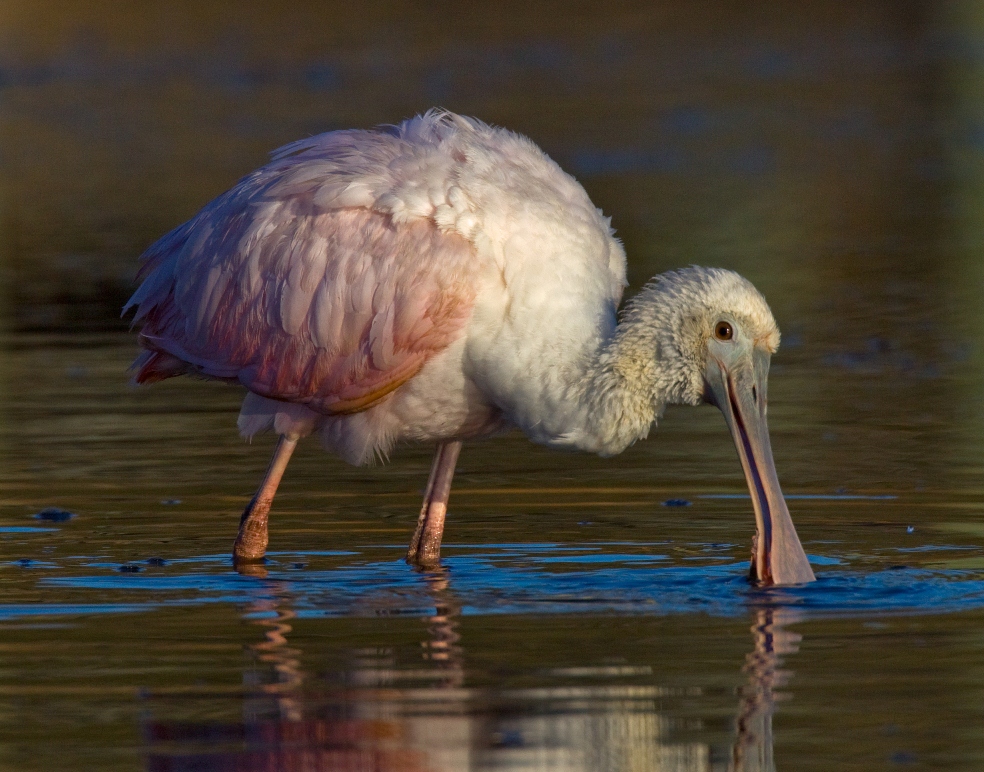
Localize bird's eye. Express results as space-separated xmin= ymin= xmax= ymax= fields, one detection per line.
xmin=714 ymin=321 xmax=734 ymax=341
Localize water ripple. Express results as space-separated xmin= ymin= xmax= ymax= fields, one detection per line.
xmin=22 ymin=544 xmax=984 ymax=623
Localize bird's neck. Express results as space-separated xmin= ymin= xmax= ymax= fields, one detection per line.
xmin=559 ymin=316 xmax=678 ymax=457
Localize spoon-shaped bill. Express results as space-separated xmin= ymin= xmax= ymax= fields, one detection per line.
xmin=706 ymin=351 xmax=815 ymax=586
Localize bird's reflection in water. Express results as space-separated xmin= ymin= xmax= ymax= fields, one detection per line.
xmin=418 ymin=568 xmax=463 ymax=679
xmin=242 ymin=585 xmax=304 ymax=723
xmin=730 ymin=608 xmax=803 ymax=772
xmin=145 ymin=574 xmax=800 ymax=771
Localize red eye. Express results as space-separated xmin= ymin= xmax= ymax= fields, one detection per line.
xmin=714 ymin=321 xmax=733 ymax=341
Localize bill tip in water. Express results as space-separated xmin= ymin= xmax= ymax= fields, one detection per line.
xmin=748 ymin=532 xmax=817 ymax=587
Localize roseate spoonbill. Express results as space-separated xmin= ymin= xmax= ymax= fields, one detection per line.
xmin=124 ymin=110 xmax=815 ymax=586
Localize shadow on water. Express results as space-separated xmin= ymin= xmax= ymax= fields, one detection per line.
xmin=140 ymin=568 xmax=800 ymax=772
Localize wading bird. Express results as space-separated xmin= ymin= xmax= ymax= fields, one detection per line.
xmin=125 ymin=110 xmax=815 ymax=586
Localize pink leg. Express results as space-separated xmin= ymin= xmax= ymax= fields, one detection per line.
xmin=406 ymin=441 xmax=462 ymax=567
xmin=233 ymin=435 xmax=298 ymax=563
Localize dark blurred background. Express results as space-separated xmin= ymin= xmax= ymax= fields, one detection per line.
xmin=3 ymin=0 xmax=984 ymax=332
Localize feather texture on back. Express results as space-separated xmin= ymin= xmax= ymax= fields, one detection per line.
xmin=125 ymin=110 xmax=628 ymax=462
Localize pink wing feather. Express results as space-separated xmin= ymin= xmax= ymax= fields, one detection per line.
xmin=125 ymin=132 xmax=477 ymax=415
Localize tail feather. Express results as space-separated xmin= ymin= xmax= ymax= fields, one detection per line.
xmin=131 ymin=350 xmax=192 ymax=385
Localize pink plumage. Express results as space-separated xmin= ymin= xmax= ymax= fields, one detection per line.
xmin=127 ymin=155 xmax=476 ymax=416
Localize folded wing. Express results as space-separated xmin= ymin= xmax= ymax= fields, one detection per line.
xmin=125 ymin=170 xmax=477 ymax=415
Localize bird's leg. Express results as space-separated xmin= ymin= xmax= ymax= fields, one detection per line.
xmin=407 ymin=441 xmax=462 ymax=567
xmin=234 ymin=434 xmax=299 ymax=564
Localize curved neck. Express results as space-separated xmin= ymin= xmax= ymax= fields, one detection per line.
xmin=557 ymin=318 xmax=667 ymax=456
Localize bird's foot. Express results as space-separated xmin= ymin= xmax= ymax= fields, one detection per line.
xmin=233 ymin=495 xmax=271 ymax=563
xmin=406 ymin=502 xmax=446 ymax=568
xmin=406 ymin=542 xmax=442 ymax=569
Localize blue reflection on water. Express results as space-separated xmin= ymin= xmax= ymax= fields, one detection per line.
xmin=17 ymin=543 xmax=984 ymax=623
xmin=0 ymin=603 xmax=163 ymax=618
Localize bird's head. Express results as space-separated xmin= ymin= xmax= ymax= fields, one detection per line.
xmin=623 ymin=266 xmax=815 ymax=587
